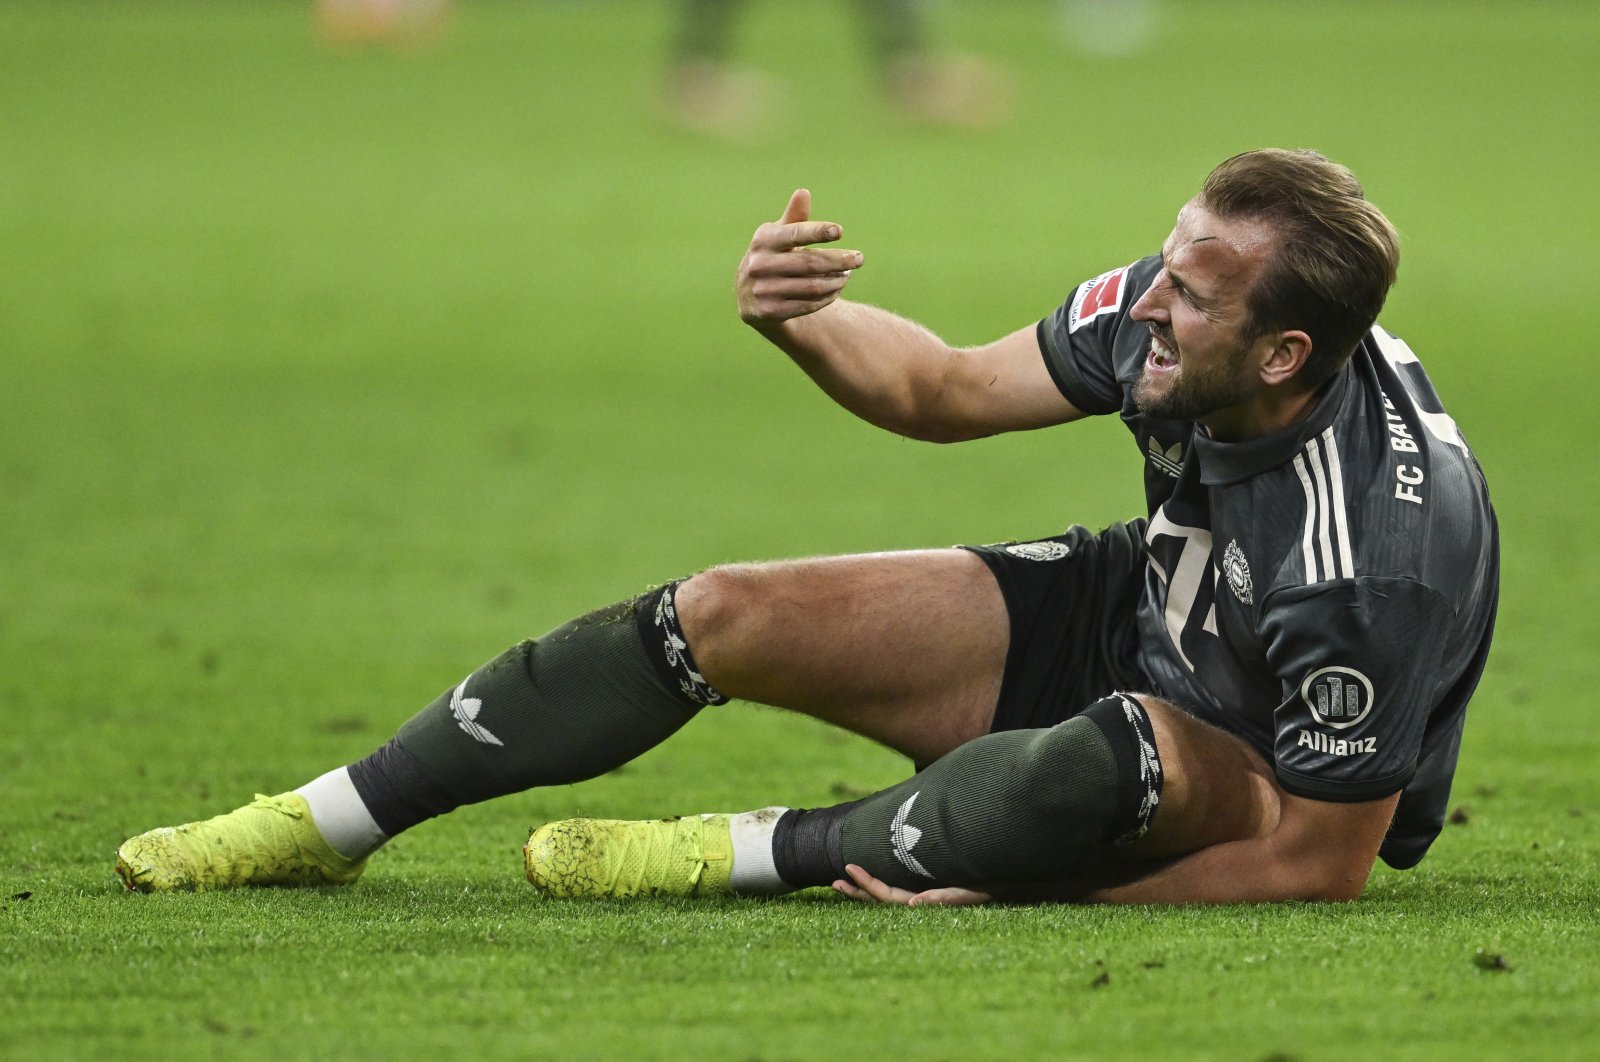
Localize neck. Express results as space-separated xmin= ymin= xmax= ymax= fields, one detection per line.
xmin=1201 ymin=383 xmax=1320 ymax=442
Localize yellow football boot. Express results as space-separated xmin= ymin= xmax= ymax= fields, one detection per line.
xmin=524 ymin=814 xmax=734 ymax=899
xmin=115 ymin=792 xmax=367 ymax=892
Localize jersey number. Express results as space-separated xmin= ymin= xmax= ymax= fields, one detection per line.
xmin=1145 ymin=509 xmax=1218 ymax=671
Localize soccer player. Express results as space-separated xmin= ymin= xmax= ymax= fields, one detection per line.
xmin=117 ymin=149 xmax=1498 ymax=906
xmin=665 ymin=0 xmax=1010 ymax=135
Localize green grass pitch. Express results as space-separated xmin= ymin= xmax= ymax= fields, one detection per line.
xmin=2 ymin=1 xmax=1598 ymax=1058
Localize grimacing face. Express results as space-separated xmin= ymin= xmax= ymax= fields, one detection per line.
xmin=1128 ymin=202 xmax=1281 ymax=434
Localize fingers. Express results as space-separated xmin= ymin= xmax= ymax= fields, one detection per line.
xmin=833 ymin=864 xmax=920 ymax=905
xmin=769 ymin=189 xmax=841 ymax=248
xmin=738 ymin=190 xmax=861 ymax=326
xmin=743 ymin=272 xmax=853 ymax=308
xmin=831 ymin=865 xmax=994 ymax=908
xmin=759 ymin=247 xmax=862 ymax=276
xmin=762 ymin=188 xmax=844 ymax=249
xmin=765 ymin=220 xmax=844 ymax=251
xmin=906 ymin=887 xmax=993 ymax=908
xmin=832 ymin=878 xmax=870 ymax=901
xmin=779 ymin=188 xmax=811 ymax=225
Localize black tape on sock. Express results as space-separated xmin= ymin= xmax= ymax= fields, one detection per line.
xmin=637 ymin=581 xmax=728 ymax=707
xmin=1079 ymin=692 xmax=1164 ymax=846
xmin=771 ymin=803 xmax=858 ymax=889
xmin=347 ymin=738 xmax=455 ymax=838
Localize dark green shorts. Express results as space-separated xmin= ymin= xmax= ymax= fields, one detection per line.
xmin=961 ymin=520 xmax=1148 ymax=734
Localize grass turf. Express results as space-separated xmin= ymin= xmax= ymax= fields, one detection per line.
xmin=2 ymin=1 xmax=1598 ymax=1058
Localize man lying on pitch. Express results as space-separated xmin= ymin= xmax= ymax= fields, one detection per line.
xmin=117 ymin=149 xmax=1498 ymax=906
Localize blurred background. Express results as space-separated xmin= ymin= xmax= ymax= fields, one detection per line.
xmin=1 ymin=0 xmax=1596 ymax=867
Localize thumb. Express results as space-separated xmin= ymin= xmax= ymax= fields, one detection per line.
xmin=779 ymin=188 xmax=811 ymax=224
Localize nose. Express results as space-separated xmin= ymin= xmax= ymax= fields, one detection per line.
xmin=1129 ymin=276 xmax=1166 ymax=323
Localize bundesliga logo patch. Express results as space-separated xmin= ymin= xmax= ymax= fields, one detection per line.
xmin=1067 ymin=265 xmax=1129 ymax=333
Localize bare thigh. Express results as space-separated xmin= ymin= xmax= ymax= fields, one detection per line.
xmin=675 ymin=549 xmax=1008 ymax=765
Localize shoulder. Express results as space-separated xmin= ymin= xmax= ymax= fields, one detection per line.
xmin=1038 ymin=255 xmax=1163 ymax=416
xmin=1344 ymin=329 xmax=1496 ymax=583
xmin=1248 ymin=327 xmax=1495 ymax=608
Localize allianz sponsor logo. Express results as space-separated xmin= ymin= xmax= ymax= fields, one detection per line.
xmin=1300 ymin=666 xmax=1374 ymax=729
xmin=1297 ymin=730 xmax=1376 ymax=756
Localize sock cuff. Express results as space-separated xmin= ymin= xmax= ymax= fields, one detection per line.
xmin=772 ymin=802 xmax=859 ymax=889
xmin=636 ymin=582 xmax=728 ymax=707
xmin=1080 ymin=692 xmax=1164 ymax=845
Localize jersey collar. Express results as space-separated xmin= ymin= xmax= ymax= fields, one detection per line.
xmin=1191 ymin=367 xmax=1350 ymax=486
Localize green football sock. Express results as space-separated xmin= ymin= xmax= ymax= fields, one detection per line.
xmin=835 ymin=696 xmax=1158 ymax=891
xmin=347 ymin=585 xmax=718 ymax=836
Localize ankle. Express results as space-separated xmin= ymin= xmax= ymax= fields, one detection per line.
xmin=770 ymin=803 xmax=857 ymax=889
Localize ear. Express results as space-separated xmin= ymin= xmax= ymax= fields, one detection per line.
xmin=1257 ymin=330 xmax=1312 ymax=387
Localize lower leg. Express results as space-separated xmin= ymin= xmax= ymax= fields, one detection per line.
xmin=116 ymin=583 xmax=722 ymax=890
xmin=520 ymin=694 xmax=1165 ymax=899
xmin=767 ymin=693 xmax=1162 ymax=892
xmin=311 ymin=585 xmax=719 ymax=857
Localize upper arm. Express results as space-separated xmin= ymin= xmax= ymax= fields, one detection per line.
xmin=920 ymin=325 xmax=1090 ymax=442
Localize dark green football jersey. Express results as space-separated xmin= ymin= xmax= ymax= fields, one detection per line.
xmin=1038 ymin=255 xmax=1499 ymax=869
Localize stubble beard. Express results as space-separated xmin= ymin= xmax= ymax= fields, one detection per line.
xmin=1132 ymin=326 xmax=1254 ymax=422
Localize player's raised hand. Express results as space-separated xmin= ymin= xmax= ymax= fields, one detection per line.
xmin=736 ymin=189 xmax=864 ymax=327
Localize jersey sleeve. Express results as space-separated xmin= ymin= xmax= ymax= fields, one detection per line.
xmin=1259 ymin=576 xmax=1456 ymax=802
xmin=1036 ymin=256 xmax=1160 ymax=416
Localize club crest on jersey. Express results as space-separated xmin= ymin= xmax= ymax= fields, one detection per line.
xmin=1004 ymin=541 xmax=1072 ymax=562
xmin=1222 ymin=539 xmax=1253 ymax=604
xmin=1300 ymin=666 xmax=1374 ymax=729
xmin=1067 ymin=265 xmax=1129 ymax=333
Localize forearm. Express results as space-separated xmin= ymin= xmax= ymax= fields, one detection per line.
xmin=1073 ymin=835 xmax=1371 ymax=905
xmin=755 ymin=299 xmax=971 ymax=441
xmin=735 ymin=190 xmax=1080 ymax=440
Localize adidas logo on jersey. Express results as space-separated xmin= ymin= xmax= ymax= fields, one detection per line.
xmin=1146 ymin=437 xmax=1183 ymax=478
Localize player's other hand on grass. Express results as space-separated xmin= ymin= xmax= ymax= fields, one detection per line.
xmin=832 ymin=863 xmax=993 ymax=907
xmin=737 ymin=189 xmax=863 ymax=328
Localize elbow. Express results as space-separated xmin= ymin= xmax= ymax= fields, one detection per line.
xmin=878 ymin=411 xmax=990 ymax=444
xmin=901 ymin=422 xmax=989 ymax=445
xmin=885 ymin=350 xmax=994 ymax=444
xmin=1265 ymin=793 xmax=1391 ymax=903
xmin=1285 ymin=858 xmax=1374 ymax=903
xmin=1299 ymin=877 xmax=1367 ymax=903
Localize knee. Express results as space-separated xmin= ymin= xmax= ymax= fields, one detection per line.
xmin=674 ymin=564 xmax=767 ymax=659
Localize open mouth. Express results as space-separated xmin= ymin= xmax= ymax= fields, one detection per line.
xmin=1148 ymin=331 xmax=1179 ymax=372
